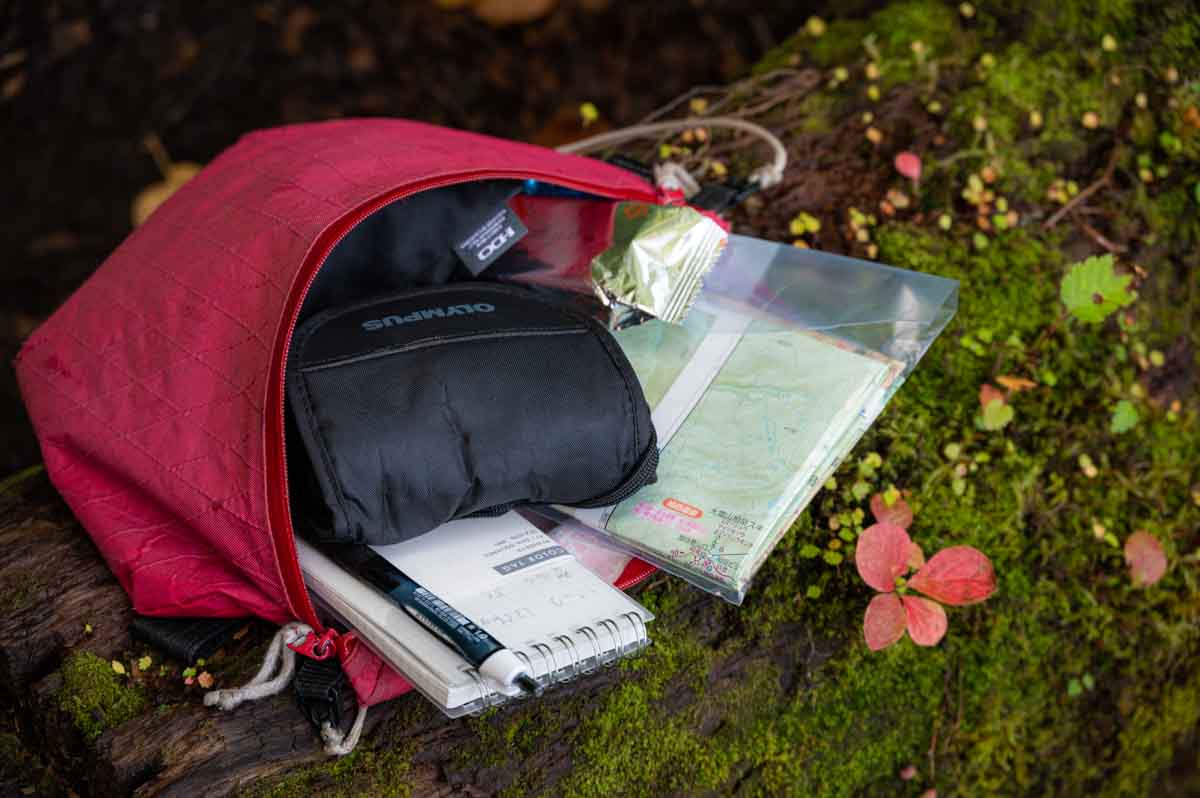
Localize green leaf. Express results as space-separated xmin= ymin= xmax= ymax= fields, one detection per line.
xmin=800 ymin=544 xmax=822 ymax=559
xmin=823 ymin=550 xmax=844 ymax=566
xmin=1110 ymin=400 xmax=1140 ymax=434
xmin=1067 ymin=678 xmax=1082 ymax=697
xmin=579 ymin=102 xmax=599 ymax=126
xmin=1082 ymin=673 xmax=1095 ymax=690
xmin=851 ymin=480 xmax=872 ymax=501
xmin=1060 ymin=254 xmax=1134 ymax=323
xmin=981 ymin=399 xmax=1014 ymax=431
xmin=806 ymin=585 xmax=822 ymax=599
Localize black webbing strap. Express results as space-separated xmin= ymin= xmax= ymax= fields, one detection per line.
xmin=604 ymin=153 xmax=760 ymax=214
xmin=129 ymin=614 xmax=246 ymax=663
xmin=688 ymin=179 xmax=760 ymax=213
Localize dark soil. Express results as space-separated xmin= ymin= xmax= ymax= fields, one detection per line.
xmin=0 ymin=0 xmax=835 ymax=475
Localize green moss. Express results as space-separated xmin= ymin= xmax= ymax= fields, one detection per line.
xmin=56 ymin=652 xmax=147 ymax=742
xmin=952 ymin=43 xmax=1128 ymax=155
xmin=0 ymin=575 xmax=38 ymax=614
xmin=245 ymin=742 xmax=413 ymax=798
xmin=761 ymin=0 xmax=973 ymax=88
xmin=801 ymin=19 xmax=870 ymax=70
xmin=790 ymin=90 xmax=840 ymax=135
xmin=869 ymin=0 xmax=962 ymax=61
xmin=979 ymin=0 xmax=1138 ymax=51
xmin=756 ymin=19 xmax=868 ymax=73
xmin=555 ymin=636 xmax=774 ymax=798
xmin=1154 ymin=4 xmax=1200 ymax=69
xmin=0 ymin=464 xmax=45 ymax=498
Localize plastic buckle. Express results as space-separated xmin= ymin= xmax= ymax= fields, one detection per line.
xmin=294 ymin=656 xmax=347 ymax=731
xmin=288 ymin=628 xmax=338 ymax=661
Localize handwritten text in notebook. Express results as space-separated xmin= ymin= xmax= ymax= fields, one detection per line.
xmin=371 ymin=516 xmax=647 ymax=659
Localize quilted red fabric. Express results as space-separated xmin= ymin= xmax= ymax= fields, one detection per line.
xmin=15 ymin=118 xmax=658 ymax=705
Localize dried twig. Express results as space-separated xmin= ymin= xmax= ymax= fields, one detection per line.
xmin=1079 ymin=220 xmax=1128 ymax=253
xmin=1043 ymin=143 xmax=1122 ymax=230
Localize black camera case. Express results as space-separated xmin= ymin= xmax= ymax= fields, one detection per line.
xmin=287 ymin=282 xmax=657 ymax=544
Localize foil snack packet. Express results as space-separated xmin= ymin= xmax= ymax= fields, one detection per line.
xmin=590 ymin=202 xmax=728 ymax=325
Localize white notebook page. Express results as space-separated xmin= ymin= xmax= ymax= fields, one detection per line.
xmin=298 ymin=513 xmax=653 ymax=715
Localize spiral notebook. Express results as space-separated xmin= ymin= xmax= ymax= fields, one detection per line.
xmin=296 ymin=513 xmax=653 ymax=717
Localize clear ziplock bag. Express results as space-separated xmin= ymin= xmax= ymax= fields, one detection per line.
xmin=506 ymin=232 xmax=958 ymax=604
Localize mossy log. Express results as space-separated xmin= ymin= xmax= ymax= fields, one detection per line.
xmin=0 ymin=471 xmax=818 ymax=797
xmin=0 ymin=474 xmax=328 ymax=796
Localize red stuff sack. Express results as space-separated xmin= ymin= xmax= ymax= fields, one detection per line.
xmin=15 ymin=119 xmax=658 ymax=709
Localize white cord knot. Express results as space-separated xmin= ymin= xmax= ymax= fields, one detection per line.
xmin=652 ymin=161 xmax=702 ymax=198
xmin=203 ymin=621 xmax=312 ymax=712
xmin=320 ymin=702 xmax=369 ymax=757
xmin=749 ymin=160 xmax=786 ymax=190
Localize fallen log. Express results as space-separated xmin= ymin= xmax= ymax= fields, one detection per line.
xmin=0 ymin=468 xmax=823 ymax=797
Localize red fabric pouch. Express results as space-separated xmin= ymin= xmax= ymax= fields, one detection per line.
xmin=15 ymin=119 xmax=658 ymax=707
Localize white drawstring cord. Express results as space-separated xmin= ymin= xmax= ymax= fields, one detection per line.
xmin=203 ymin=621 xmax=311 ymax=711
xmin=320 ymin=702 xmax=369 ymax=757
xmin=555 ymin=116 xmax=788 ymax=191
xmin=202 ymin=621 xmax=367 ymax=755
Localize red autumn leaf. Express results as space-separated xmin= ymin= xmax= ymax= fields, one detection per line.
xmin=1124 ymin=530 xmax=1167 ymax=587
xmin=909 ymin=545 xmax=997 ymax=606
xmin=870 ymin=492 xmax=914 ymax=530
xmin=903 ymin=595 xmax=948 ymax=646
xmin=907 ymin=541 xmax=926 ymax=571
xmin=856 ymin=523 xmax=913 ymax=592
xmin=979 ymin=383 xmax=1006 ymax=410
xmin=894 ymin=151 xmax=922 ymax=181
xmin=864 ymin=592 xmax=907 ymax=651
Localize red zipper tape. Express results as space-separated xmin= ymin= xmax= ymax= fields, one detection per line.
xmin=267 ymin=169 xmax=662 ymax=633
